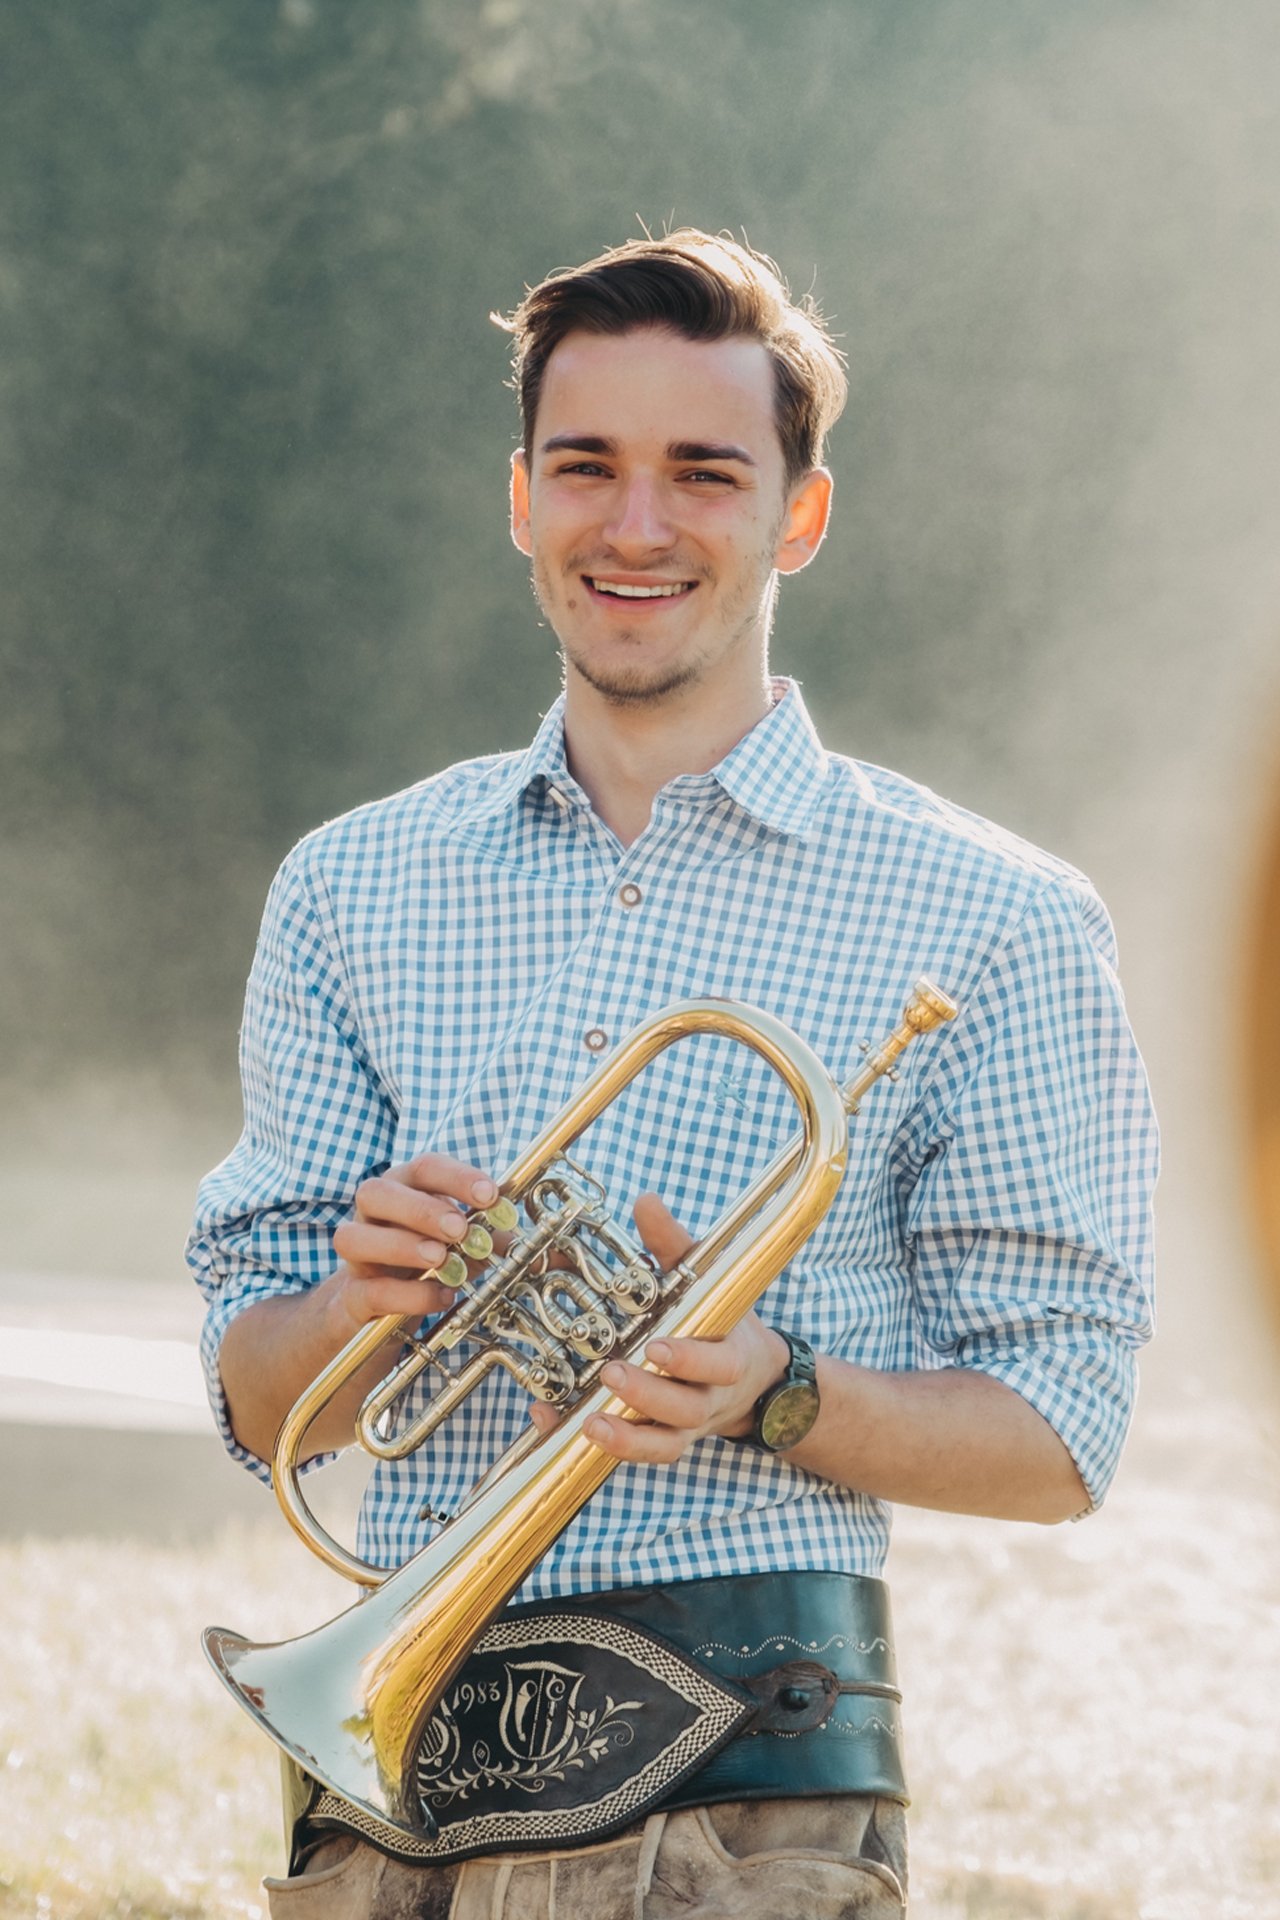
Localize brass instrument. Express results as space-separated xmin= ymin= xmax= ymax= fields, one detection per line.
xmin=203 ymin=982 xmax=956 ymax=1839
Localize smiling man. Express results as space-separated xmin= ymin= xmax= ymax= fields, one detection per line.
xmin=190 ymin=230 xmax=1157 ymax=1919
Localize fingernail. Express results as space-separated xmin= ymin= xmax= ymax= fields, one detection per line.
xmin=472 ymin=1178 xmax=498 ymax=1204
xmin=440 ymin=1212 xmax=467 ymax=1238
xmin=648 ymin=1341 xmax=671 ymax=1366
xmin=602 ymin=1364 xmax=625 ymax=1390
xmin=418 ymin=1240 xmax=444 ymax=1263
xmin=585 ymin=1416 xmax=610 ymax=1443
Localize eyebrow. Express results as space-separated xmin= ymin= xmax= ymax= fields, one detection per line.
xmin=539 ymin=433 xmax=758 ymax=468
xmin=668 ymin=440 xmax=757 ymax=468
xmin=540 ymin=434 xmax=615 ymax=456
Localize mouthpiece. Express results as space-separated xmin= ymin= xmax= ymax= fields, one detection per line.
xmin=905 ymin=978 xmax=960 ymax=1034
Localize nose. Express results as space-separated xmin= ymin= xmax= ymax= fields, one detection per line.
xmin=602 ymin=476 xmax=677 ymax=556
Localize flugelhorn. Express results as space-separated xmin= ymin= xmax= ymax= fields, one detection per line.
xmin=203 ymin=982 xmax=956 ymax=1840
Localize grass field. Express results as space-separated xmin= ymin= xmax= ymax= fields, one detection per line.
xmin=2 ymin=1392 xmax=1276 ymax=1920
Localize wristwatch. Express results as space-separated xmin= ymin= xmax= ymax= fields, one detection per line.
xmin=747 ymin=1330 xmax=820 ymax=1453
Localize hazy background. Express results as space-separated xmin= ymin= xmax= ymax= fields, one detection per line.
xmin=3 ymin=0 xmax=1280 ymax=1391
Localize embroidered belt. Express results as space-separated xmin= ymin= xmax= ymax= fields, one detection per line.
xmin=293 ymin=1570 xmax=906 ymax=1869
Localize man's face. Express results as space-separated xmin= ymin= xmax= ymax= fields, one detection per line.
xmin=510 ymin=327 xmax=829 ymax=709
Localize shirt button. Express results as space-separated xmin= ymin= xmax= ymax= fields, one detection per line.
xmin=618 ymin=883 xmax=642 ymax=909
xmin=584 ymin=1027 xmax=609 ymax=1053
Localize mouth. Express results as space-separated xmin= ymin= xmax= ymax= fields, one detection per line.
xmin=583 ymin=576 xmax=697 ymax=603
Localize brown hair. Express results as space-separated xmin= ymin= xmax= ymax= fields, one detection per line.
xmin=495 ymin=228 xmax=847 ymax=488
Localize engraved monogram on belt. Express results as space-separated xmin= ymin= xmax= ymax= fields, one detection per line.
xmin=416 ymin=1652 xmax=644 ymax=1808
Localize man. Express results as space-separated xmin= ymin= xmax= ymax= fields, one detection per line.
xmin=189 ymin=229 xmax=1157 ymax=1918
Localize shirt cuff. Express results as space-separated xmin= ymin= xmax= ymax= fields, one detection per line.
xmin=199 ymin=1283 xmax=339 ymax=1487
xmin=956 ymin=1326 xmax=1139 ymax=1514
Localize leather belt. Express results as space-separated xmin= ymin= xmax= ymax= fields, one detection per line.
xmin=294 ymin=1570 xmax=907 ymax=1869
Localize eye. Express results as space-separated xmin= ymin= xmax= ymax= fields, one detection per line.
xmin=554 ymin=460 xmax=611 ymax=479
xmin=681 ymin=469 xmax=737 ymax=487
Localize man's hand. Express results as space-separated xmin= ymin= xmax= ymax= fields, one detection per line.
xmin=553 ymin=1192 xmax=791 ymax=1463
xmin=219 ymin=1152 xmax=505 ymax=1462
xmin=328 ymin=1153 xmax=505 ymax=1338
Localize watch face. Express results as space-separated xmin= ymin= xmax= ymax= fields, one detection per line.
xmin=758 ymin=1380 xmax=820 ymax=1452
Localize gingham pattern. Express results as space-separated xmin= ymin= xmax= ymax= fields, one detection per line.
xmin=188 ymin=681 xmax=1157 ymax=1595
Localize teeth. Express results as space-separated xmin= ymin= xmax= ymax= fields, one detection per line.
xmin=589 ymin=580 xmax=692 ymax=598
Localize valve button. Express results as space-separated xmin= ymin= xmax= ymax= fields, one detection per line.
xmin=461 ymin=1223 xmax=494 ymax=1260
xmin=481 ymin=1196 xmax=519 ymax=1233
xmin=436 ymin=1250 xmax=468 ymax=1289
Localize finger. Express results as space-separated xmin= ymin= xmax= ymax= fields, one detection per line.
xmin=600 ymin=1357 xmax=721 ymax=1430
xmin=394 ymin=1156 xmax=502 ymax=1212
xmin=334 ymin=1216 xmax=462 ymax=1275
xmin=333 ymin=1271 xmax=457 ymax=1329
xmin=632 ymin=1193 xmax=695 ymax=1272
xmin=352 ymin=1175 xmax=473 ymax=1245
xmin=642 ymin=1334 xmax=751 ymax=1390
xmin=583 ymin=1408 xmax=688 ymax=1465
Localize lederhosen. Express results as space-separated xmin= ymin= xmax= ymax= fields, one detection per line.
xmin=285 ymin=1570 xmax=908 ymax=1872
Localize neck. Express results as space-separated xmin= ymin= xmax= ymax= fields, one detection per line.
xmin=562 ymin=670 xmax=776 ymax=846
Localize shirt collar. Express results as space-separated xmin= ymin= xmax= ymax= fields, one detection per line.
xmin=457 ymin=701 xmax=576 ymax=823
xmin=463 ymin=678 xmax=829 ymax=837
xmin=705 ymin=678 xmax=829 ymax=837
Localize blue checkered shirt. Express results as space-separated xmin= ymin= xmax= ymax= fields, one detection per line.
xmin=189 ymin=681 xmax=1157 ymax=1595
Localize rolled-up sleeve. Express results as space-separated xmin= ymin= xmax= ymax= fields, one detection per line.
xmin=903 ymin=875 xmax=1158 ymax=1510
xmin=185 ymin=844 xmax=398 ymax=1479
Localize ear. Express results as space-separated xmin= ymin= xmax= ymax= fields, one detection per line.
xmin=773 ymin=467 xmax=833 ymax=576
xmin=510 ymin=449 xmax=533 ymax=556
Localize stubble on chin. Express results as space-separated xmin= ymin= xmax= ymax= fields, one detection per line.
xmin=557 ymin=647 xmax=704 ymax=708
xmin=527 ymin=550 xmax=777 ymax=710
